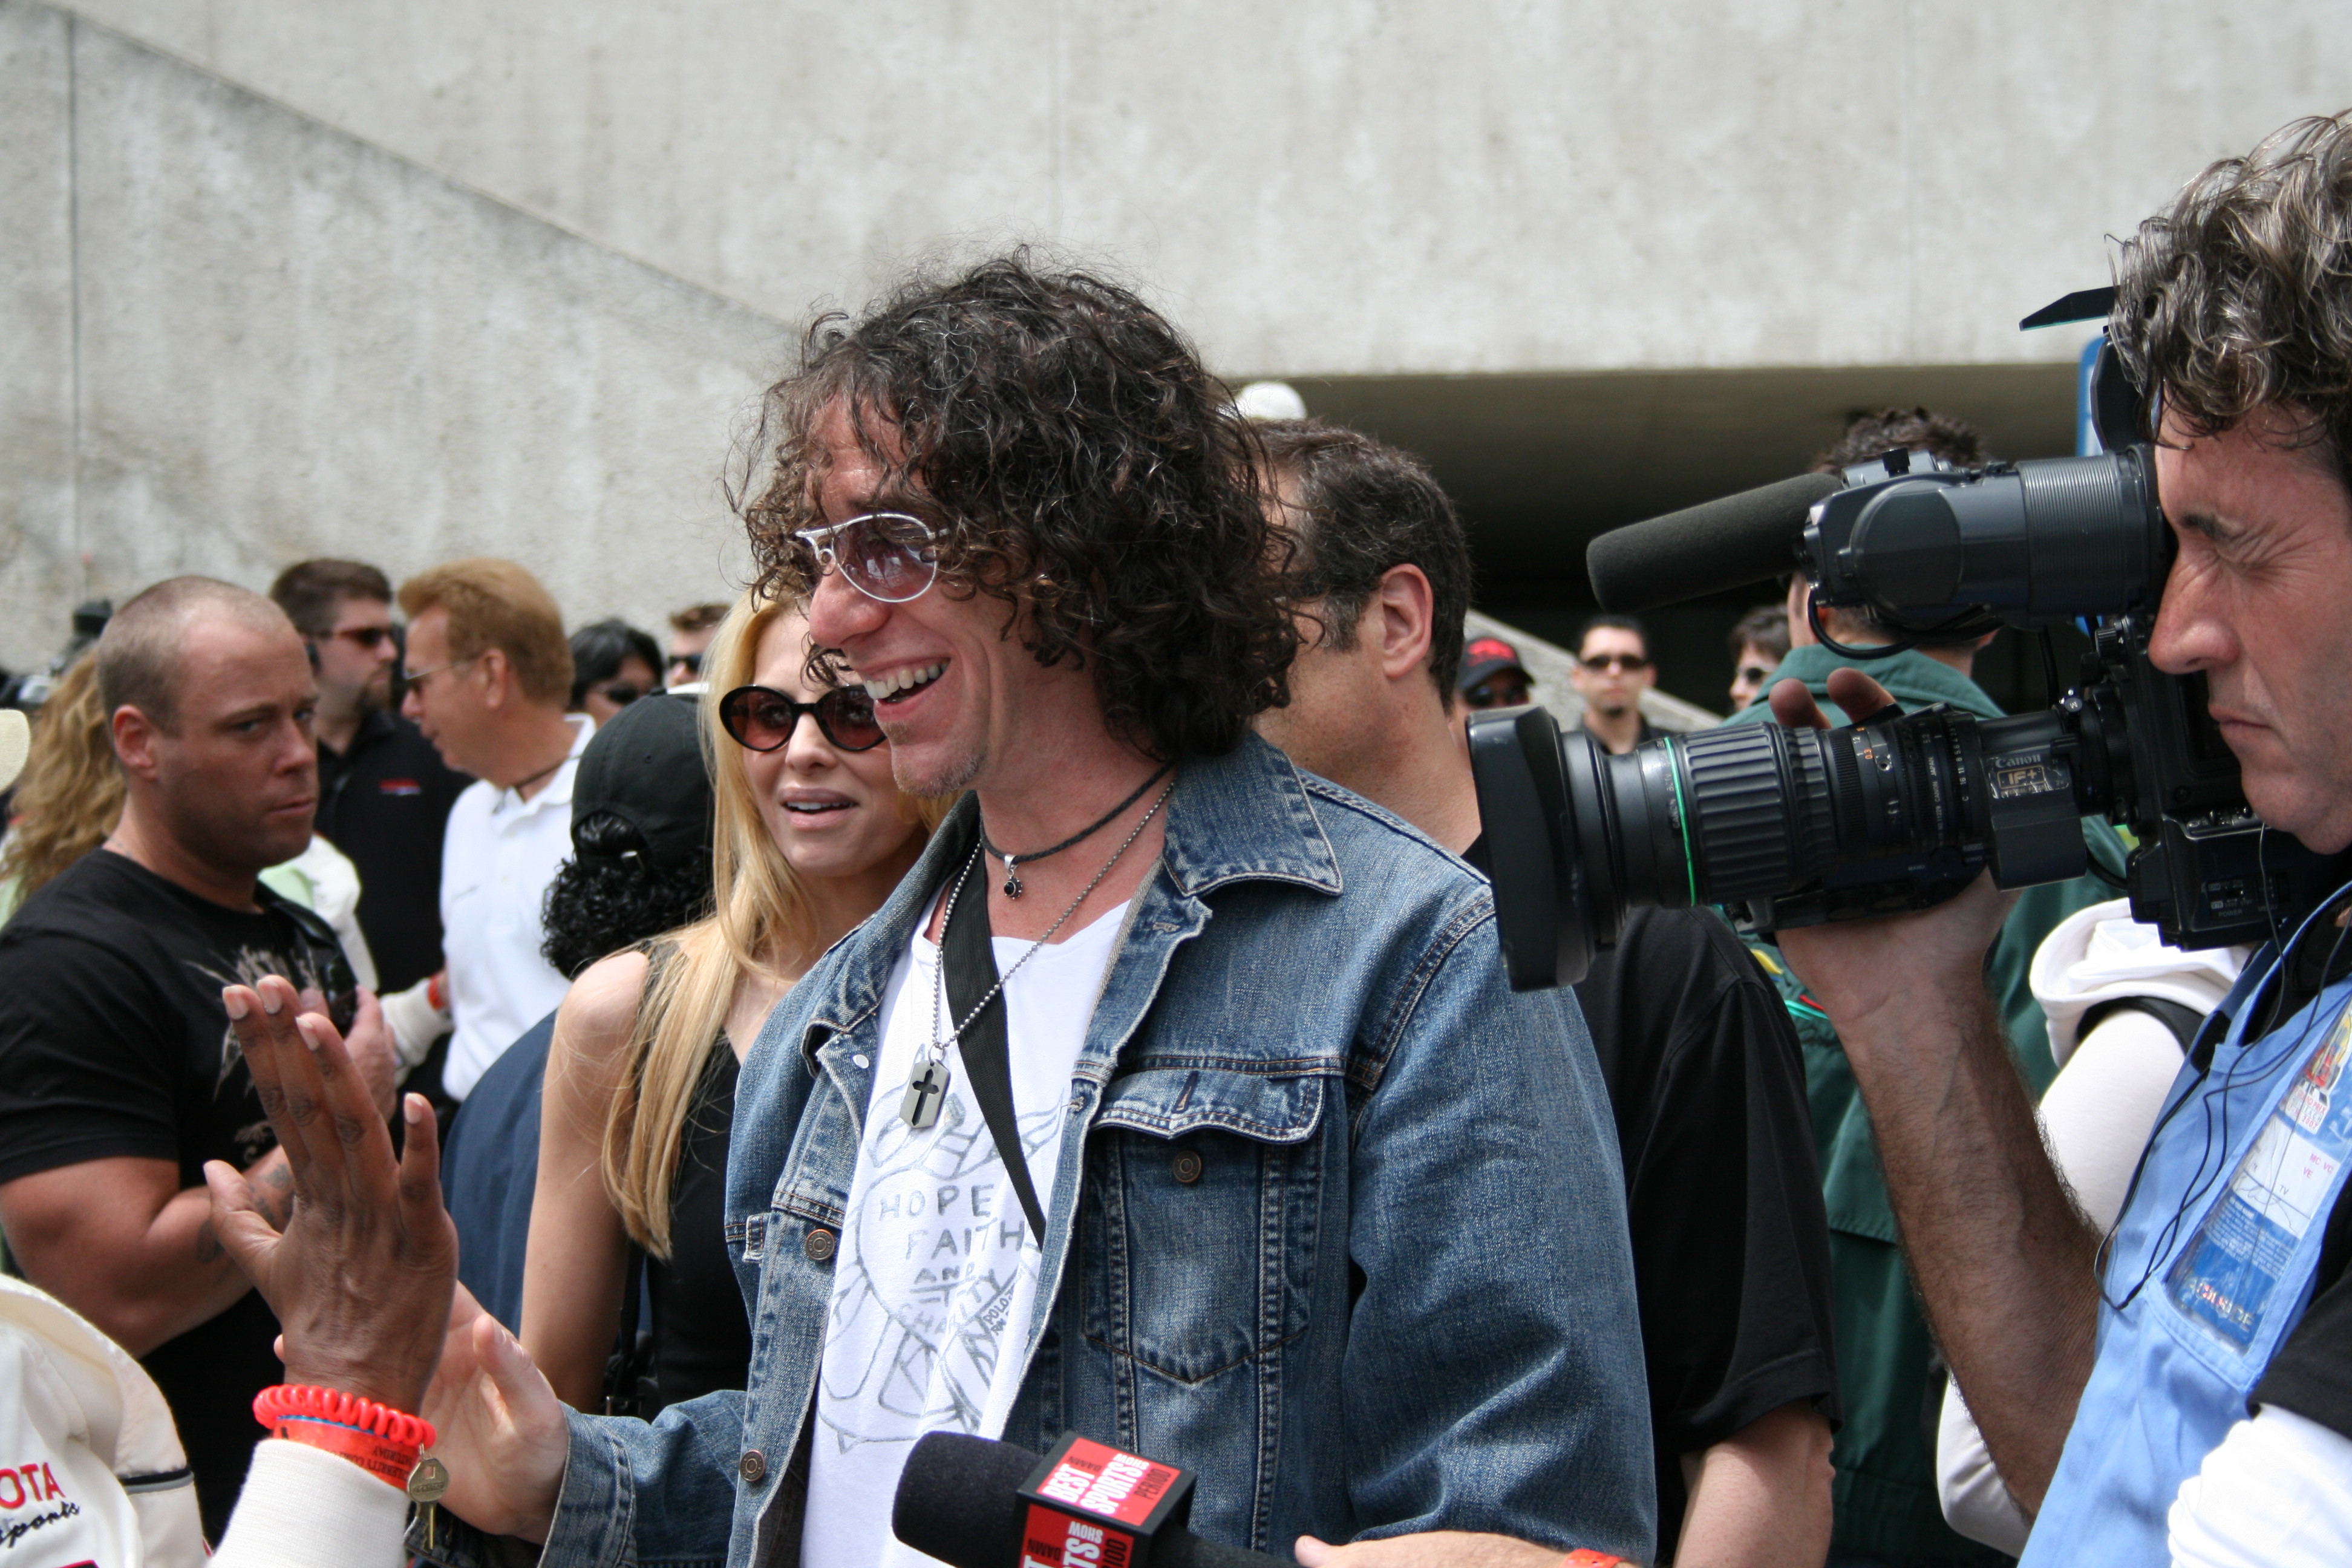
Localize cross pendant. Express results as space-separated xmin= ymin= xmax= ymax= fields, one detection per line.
xmin=901 ymin=1059 xmax=949 ymax=1128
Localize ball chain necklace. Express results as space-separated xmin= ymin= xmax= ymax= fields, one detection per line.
xmin=901 ymin=775 xmax=1177 ymax=1128
xmin=979 ymin=762 xmax=1172 ymax=898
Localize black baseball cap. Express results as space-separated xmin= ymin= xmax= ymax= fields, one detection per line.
xmin=1458 ymin=636 xmax=1528 ymax=694
xmin=570 ymin=693 xmax=714 ymax=876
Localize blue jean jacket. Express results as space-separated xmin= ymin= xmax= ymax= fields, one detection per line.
xmin=469 ymin=736 xmax=1653 ymax=1568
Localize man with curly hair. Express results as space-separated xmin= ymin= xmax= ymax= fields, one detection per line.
xmin=415 ymin=256 xmax=1655 ymax=1568
xmin=1756 ymin=113 xmax=2352 ymax=1566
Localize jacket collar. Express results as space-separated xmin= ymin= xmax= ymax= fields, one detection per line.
xmin=1755 ymin=642 xmax=2001 ymax=722
xmin=793 ymin=733 xmax=1339 ymax=1073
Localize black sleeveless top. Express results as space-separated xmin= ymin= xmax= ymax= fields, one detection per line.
xmin=644 ymin=1036 xmax=754 ymax=1413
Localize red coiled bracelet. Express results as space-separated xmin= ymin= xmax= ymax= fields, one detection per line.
xmin=252 ymin=1383 xmax=437 ymax=1488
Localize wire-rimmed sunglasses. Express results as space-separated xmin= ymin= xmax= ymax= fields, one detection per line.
xmin=718 ymin=684 xmax=886 ymax=753
xmin=791 ymin=511 xmax=941 ymax=604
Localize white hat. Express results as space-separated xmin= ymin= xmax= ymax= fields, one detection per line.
xmin=1232 ymin=381 xmax=1308 ymax=422
xmin=0 ymin=708 xmax=28 ymax=792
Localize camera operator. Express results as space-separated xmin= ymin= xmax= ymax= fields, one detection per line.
xmin=1733 ymin=411 xmax=2131 ymax=1567
xmin=1761 ymin=113 xmax=2352 ymax=1567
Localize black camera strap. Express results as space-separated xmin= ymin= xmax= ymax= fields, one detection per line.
xmin=939 ymin=877 xmax=1048 ymax=1246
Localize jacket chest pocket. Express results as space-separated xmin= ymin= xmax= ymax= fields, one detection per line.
xmin=1076 ymin=1065 xmax=1330 ymax=1385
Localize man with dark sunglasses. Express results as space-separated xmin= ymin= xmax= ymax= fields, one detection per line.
xmin=269 ymin=559 xmax=471 ymax=995
xmin=1457 ymin=636 xmax=1532 ymax=711
xmin=665 ymin=601 xmax=731 ymax=690
xmin=413 ymin=257 xmax=1654 ymax=1568
xmin=1567 ymin=615 xmax=1659 ymax=756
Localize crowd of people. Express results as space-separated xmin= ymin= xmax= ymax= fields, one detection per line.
xmin=4 ymin=106 xmax=2352 ymax=1568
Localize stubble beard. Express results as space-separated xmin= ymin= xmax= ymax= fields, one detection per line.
xmin=890 ymin=731 xmax=986 ymax=802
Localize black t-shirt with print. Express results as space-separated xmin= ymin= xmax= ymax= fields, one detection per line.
xmin=0 ymin=849 xmax=353 ymax=1538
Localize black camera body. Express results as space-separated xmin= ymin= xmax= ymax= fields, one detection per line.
xmin=1471 ymin=403 xmax=2347 ymax=989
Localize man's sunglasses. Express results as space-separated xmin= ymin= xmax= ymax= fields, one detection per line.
xmin=322 ymin=625 xmax=395 ymax=650
xmin=590 ymin=681 xmax=650 ymax=708
xmin=668 ymin=652 xmax=704 ymax=677
xmin=791 ymin=512 xmax=941 ymax=604
xmin=1462 ymin=676 xmax=1533 ymax=710
xmin=718 ymin=685 xmax=885 ymax=753
xmin=1578 ymin=653 xmax=1652 ymax=673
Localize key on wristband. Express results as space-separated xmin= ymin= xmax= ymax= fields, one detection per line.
xmin=408 ymin=1455 xmax=450 ymax=1551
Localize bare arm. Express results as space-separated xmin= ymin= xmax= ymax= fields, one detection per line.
xmin=1771 ymin=669 xmax=2102 ymax=1512
xmin=1674 ymin=1401 xmax=1834 ymax=1568
xmin=521 ymin=949 xmax=650 ymax=1410
xmin=1 ymin=1148 xmax=293 ymax=1354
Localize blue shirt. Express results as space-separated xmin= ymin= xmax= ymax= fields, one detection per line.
xmin=440 ymin=1011 xmax=557 ymax=1333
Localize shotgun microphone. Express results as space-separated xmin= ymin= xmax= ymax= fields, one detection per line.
xmin=1584 ymin=471 xmax=1840 ymax=612
xmin=892 ymin=1431 xmax=1290 ymax=1568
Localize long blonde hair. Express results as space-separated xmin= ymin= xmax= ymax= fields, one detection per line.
xmin=1 ymin=655 xmax=125 ymax=907
xmin=600 ymin=590 xmax=943 ymax=1254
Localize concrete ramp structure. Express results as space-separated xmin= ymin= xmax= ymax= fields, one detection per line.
xmin=3 ymin=0 xmax=2346 ymax=694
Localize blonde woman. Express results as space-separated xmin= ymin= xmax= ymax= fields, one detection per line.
xmin=523 ymin=592 xmax=935 ymax=1413
xmin=0 ymin=655 xmax=124 ymax=920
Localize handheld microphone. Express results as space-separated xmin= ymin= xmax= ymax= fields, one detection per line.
xmin=1585 ymin=471 xmax=1841 ymax=612
xmin=892 ymin=1431 xmax=1292 ymax=1568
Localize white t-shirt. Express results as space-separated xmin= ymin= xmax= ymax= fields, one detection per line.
xmin=802 ymin=897 xmax=1129 ymax=1568
xmin=437 ymin=713 xmax=591 ymax=1099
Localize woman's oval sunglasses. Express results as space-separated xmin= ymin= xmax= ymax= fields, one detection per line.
xmin=791 ymin=511 xmax=940 ymax=603
xmin=717 ymin=684 xmax=886 ymax=753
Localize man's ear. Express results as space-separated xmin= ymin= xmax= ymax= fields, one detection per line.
xmin=1372 ymin=564 xmax=1436 ymax=682
xmin=111 ymin=705 xmax=164 ymax=780
xmin=477 ymin=647 xmax=512 ymax=711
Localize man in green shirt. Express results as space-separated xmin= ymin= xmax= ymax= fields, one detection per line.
xmin=1727 ymin=411 xmax=2129 ymax=1566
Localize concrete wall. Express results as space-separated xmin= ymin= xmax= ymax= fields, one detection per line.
xmin=7 ymin=0 xmax=2352 ymax=675
xmin=2 ymin=2 xmax=775 ymax=671
xmin=48 ymin=0 xmax=2352 ymax=376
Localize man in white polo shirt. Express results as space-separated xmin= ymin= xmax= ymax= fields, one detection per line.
xmin=398 ymin=558 xmax=588 ymax=1101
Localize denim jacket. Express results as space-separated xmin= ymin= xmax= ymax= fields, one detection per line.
xmin=459 ymin=736 xmax=1653 ymax=1568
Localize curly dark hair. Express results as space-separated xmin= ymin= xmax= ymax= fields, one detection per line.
xmin=1812 ymin=407 xmax=1990 ymax=474
xmin=2113 ymin=111 xmax=2352 ymax=479
xmin=733 ymin=255 xmax=1298 ymax=760
xmin=1255 ymin=419 xmax=1470 ymax=699
xmin=540 ymin=811 xmax=714 ymax=979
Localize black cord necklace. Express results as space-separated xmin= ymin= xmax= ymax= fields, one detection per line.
xmin=506 ymin=741 xmax=573 ymax=797
xmin=979 ymin=762 xmax=1172 ymax=898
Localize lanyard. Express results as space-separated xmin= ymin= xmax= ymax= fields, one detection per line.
xmin=939 ymin=874 xmax=1049 ymax=1245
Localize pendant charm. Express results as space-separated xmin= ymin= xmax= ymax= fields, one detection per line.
xmin=901 ymin=1059 xmax=949 ymax=1128
xmin=1002 ymin=859 xmax=1024 ymax=898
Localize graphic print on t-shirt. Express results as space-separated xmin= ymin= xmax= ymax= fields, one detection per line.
xmin=193 ymin=939 xmax=340 ymax=1116
xmin=818 ymin=1082 xmax=1063 ymax=1448
xmin=803 ymin=900 xmax=1126 ymax=1568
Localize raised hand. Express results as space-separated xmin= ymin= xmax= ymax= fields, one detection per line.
xmin=297 ymin=983 xmax=397 ymax=1119
xmin=419 ymin=1285 xmax=571 ymax=1543
xmin=1764 ymin=670 xmax=2017 ymax=1034
xmin=203 ymin=974 xmax=457 ymax=1416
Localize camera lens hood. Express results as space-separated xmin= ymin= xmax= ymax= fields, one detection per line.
xmin=1467 ymin=705 xmax=1597 ymax=988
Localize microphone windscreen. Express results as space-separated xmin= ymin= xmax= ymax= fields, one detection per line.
xmin=1586 ymin=472 xmax=1843 ymax=611
xmin=893 ymin=1431 xmax=1044 ymax=1568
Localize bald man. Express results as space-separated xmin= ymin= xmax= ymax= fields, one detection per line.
xmin=0 ymin=577 xmax=397 ymax=1537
